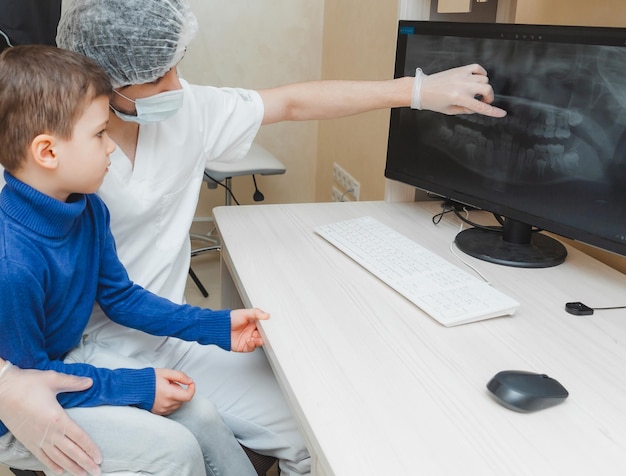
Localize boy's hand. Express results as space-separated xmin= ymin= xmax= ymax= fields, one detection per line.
xmin=151 ymin=368 xmax=195 ymax=416
xmin=230 ymin=308 xmax=270 ymax=352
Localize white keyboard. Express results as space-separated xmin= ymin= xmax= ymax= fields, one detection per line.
xmin=314 ymin=216 xmax=520 ymax=327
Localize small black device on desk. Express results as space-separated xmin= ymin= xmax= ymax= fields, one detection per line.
xmin=487 ymin=370 xmax=569 ymax=412
xmin=565 ymin=301 xmax=626 ymax=316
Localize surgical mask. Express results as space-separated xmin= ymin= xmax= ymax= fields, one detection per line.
xmin=112 ymin=89 xmax=184 ymax=124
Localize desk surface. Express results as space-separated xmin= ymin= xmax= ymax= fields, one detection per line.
xmin=214 ymin=200 xmax=626 ymax=475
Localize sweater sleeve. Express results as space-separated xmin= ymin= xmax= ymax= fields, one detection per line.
xmin=0 ymin=258 xmax=156 ymax=413
xmin=92 ymin=196 xmax=232 ymax=350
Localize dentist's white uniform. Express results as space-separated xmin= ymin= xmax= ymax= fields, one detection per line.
xmin=83 ymin=79 xmax=310 ymax=475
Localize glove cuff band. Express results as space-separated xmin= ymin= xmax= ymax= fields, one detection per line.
xmin=410 ymin=68 xmax=426 ymax=110
xmin=0 ymin=361 xmax=12 ymax=380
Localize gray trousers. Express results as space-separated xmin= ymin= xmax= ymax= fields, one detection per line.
xmin=1 ymin=324 xmax=311 ymax=475
xmin=0 ymin=340 xmax=257 ymax=475
xmin=76 ymin=321 xmax=312 ymax=476
xmin=1 ymin=399 xmax=255 ymax=475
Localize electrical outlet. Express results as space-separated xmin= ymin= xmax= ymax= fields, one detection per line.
xmin=331 ymin=186 xmax=344 ymax=202
xmin=332 ymin=162 xmax=360 ymax=201
xmin=332 ymin=186 xmax=354 ymax=202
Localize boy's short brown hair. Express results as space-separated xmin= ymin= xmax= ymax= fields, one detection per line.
xmin=0 ymin=45 xmax=112 ymax=171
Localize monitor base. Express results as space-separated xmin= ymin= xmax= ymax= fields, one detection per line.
xmin=455 ymin=228 xmax=567 ymax=268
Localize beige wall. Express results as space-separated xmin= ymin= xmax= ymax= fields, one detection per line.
xmin=315 ymin=1 xmax=400 ymax=202
xmin=181 ymin=0 xmax=325 ymax=214
xmin=516 ymin=0 xmax=626 ymax=26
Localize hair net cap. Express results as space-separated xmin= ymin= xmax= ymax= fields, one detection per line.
xmin=57 ymin=0 xmax=198 ymax=88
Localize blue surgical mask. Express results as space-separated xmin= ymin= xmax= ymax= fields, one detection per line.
xmin=112 ymin=89 xmax=184 ymax=124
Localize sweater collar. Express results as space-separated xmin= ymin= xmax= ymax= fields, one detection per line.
xmin=0 ymin=171 xmax=87 ymax=238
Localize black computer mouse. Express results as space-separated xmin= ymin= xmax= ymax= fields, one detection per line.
xmin=486 ymin=370 xmax=569 ymax=412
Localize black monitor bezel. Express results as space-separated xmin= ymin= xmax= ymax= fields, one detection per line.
xmin=385 ymin=20 xmax=626 ymax=259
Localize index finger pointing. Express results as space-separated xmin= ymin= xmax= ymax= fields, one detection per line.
xmin=468 ymin=99 xmax=507 ymax=118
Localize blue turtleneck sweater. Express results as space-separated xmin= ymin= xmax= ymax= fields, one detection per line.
xmin=0 ymin=172 xmax=231 ymax=436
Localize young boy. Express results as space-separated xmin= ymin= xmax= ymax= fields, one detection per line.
xmin=0 ymin=45 xmax=266 ymax=475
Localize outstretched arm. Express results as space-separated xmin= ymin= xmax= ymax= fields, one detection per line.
xmin=0 ymin=360 xmax=102 ymax=476
xmin=258 ymin=63 xmax=506 ymax=125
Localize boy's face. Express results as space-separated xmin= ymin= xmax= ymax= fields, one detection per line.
xmin=54 ymin=96 xmax=116 ymax=200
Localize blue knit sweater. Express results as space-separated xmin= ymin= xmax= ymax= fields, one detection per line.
xmin=0 ymin=172 xmax=232 ymax=436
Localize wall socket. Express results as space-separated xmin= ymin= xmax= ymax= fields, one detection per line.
xmin=331 ymin=186 xmax=344 ymax=202
xmin=332 ymin=162 xmax=360 ymax=201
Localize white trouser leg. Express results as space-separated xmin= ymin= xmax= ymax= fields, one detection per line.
xmin=65 ymin=343 xmax=257 ymax=476
xmin=165 ymin=344 xmax=312 ymax=475
xmin=84 ymin=327 xmax=311 ymax=475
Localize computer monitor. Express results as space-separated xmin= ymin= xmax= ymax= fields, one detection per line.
xmin=385 ymin=20 xmax=626 ymax=268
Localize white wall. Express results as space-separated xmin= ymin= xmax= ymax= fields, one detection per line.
xmin=181 ymin=0 xmax=325 ymax=212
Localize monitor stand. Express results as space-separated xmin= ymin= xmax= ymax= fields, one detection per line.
xmin=454 ymin=218 xmax=567 ymax=268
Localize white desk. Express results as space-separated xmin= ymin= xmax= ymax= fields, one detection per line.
xmin=214 ymin=200 xmax=626 ymax=475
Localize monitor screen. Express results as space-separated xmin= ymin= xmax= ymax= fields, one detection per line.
xmin=385 ymin=21 xmax=626 ymax=268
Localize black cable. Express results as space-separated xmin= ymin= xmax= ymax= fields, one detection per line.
xmin=430 ymin=197 xmax=544 ymax=233
xmin=565 ymin=301 xmax=626 ymax=316
xmin=431 ymin=197 xmax=459 ymax=225
xmin=431 ymin=207 xmax=455 ymax=225
xmin=252 ymin=175 xmax=264 ymax=202
xmin=445 ymin=208 xmax=544 ymax=234
xmin=204 ymin=171 xmax=240 ymax=206
xmin=452 ymin=208 xmax=502 ymax=232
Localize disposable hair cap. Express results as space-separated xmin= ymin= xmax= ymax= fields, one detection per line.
xmin=57 ymin=0 xmax=198 ymax=88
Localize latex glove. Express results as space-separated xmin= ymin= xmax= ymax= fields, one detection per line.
xmin=0 ymin=361 xmax=102 ymax=475
xmin=411 ymin=64 xmax=507 ymax=118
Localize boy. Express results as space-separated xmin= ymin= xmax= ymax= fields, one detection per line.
xmin=0 ymin=45 xmax=265 ymax=475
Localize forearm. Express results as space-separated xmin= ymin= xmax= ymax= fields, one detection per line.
xmin=259 ymin=77 xmax=413 ymax=124
xmin=258 ymin=64 xmax=507 ymax=124
xmin=49 ymin=362 xmax=155 ymax=411
xmin=96 ymin=216 xmax=232 ymax=349
xmin=101 ymin=283 xmax=232 ymax=350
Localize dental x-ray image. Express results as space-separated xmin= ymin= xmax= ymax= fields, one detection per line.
xmin=386 ymin=22 xmax=626 ymax=262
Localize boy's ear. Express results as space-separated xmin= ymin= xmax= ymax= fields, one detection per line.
xmin=30 ymin=134 xmax=59 ymax=170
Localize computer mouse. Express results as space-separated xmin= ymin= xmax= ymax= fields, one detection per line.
xmin=486 ymin=370 xmax=569 ymax=412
